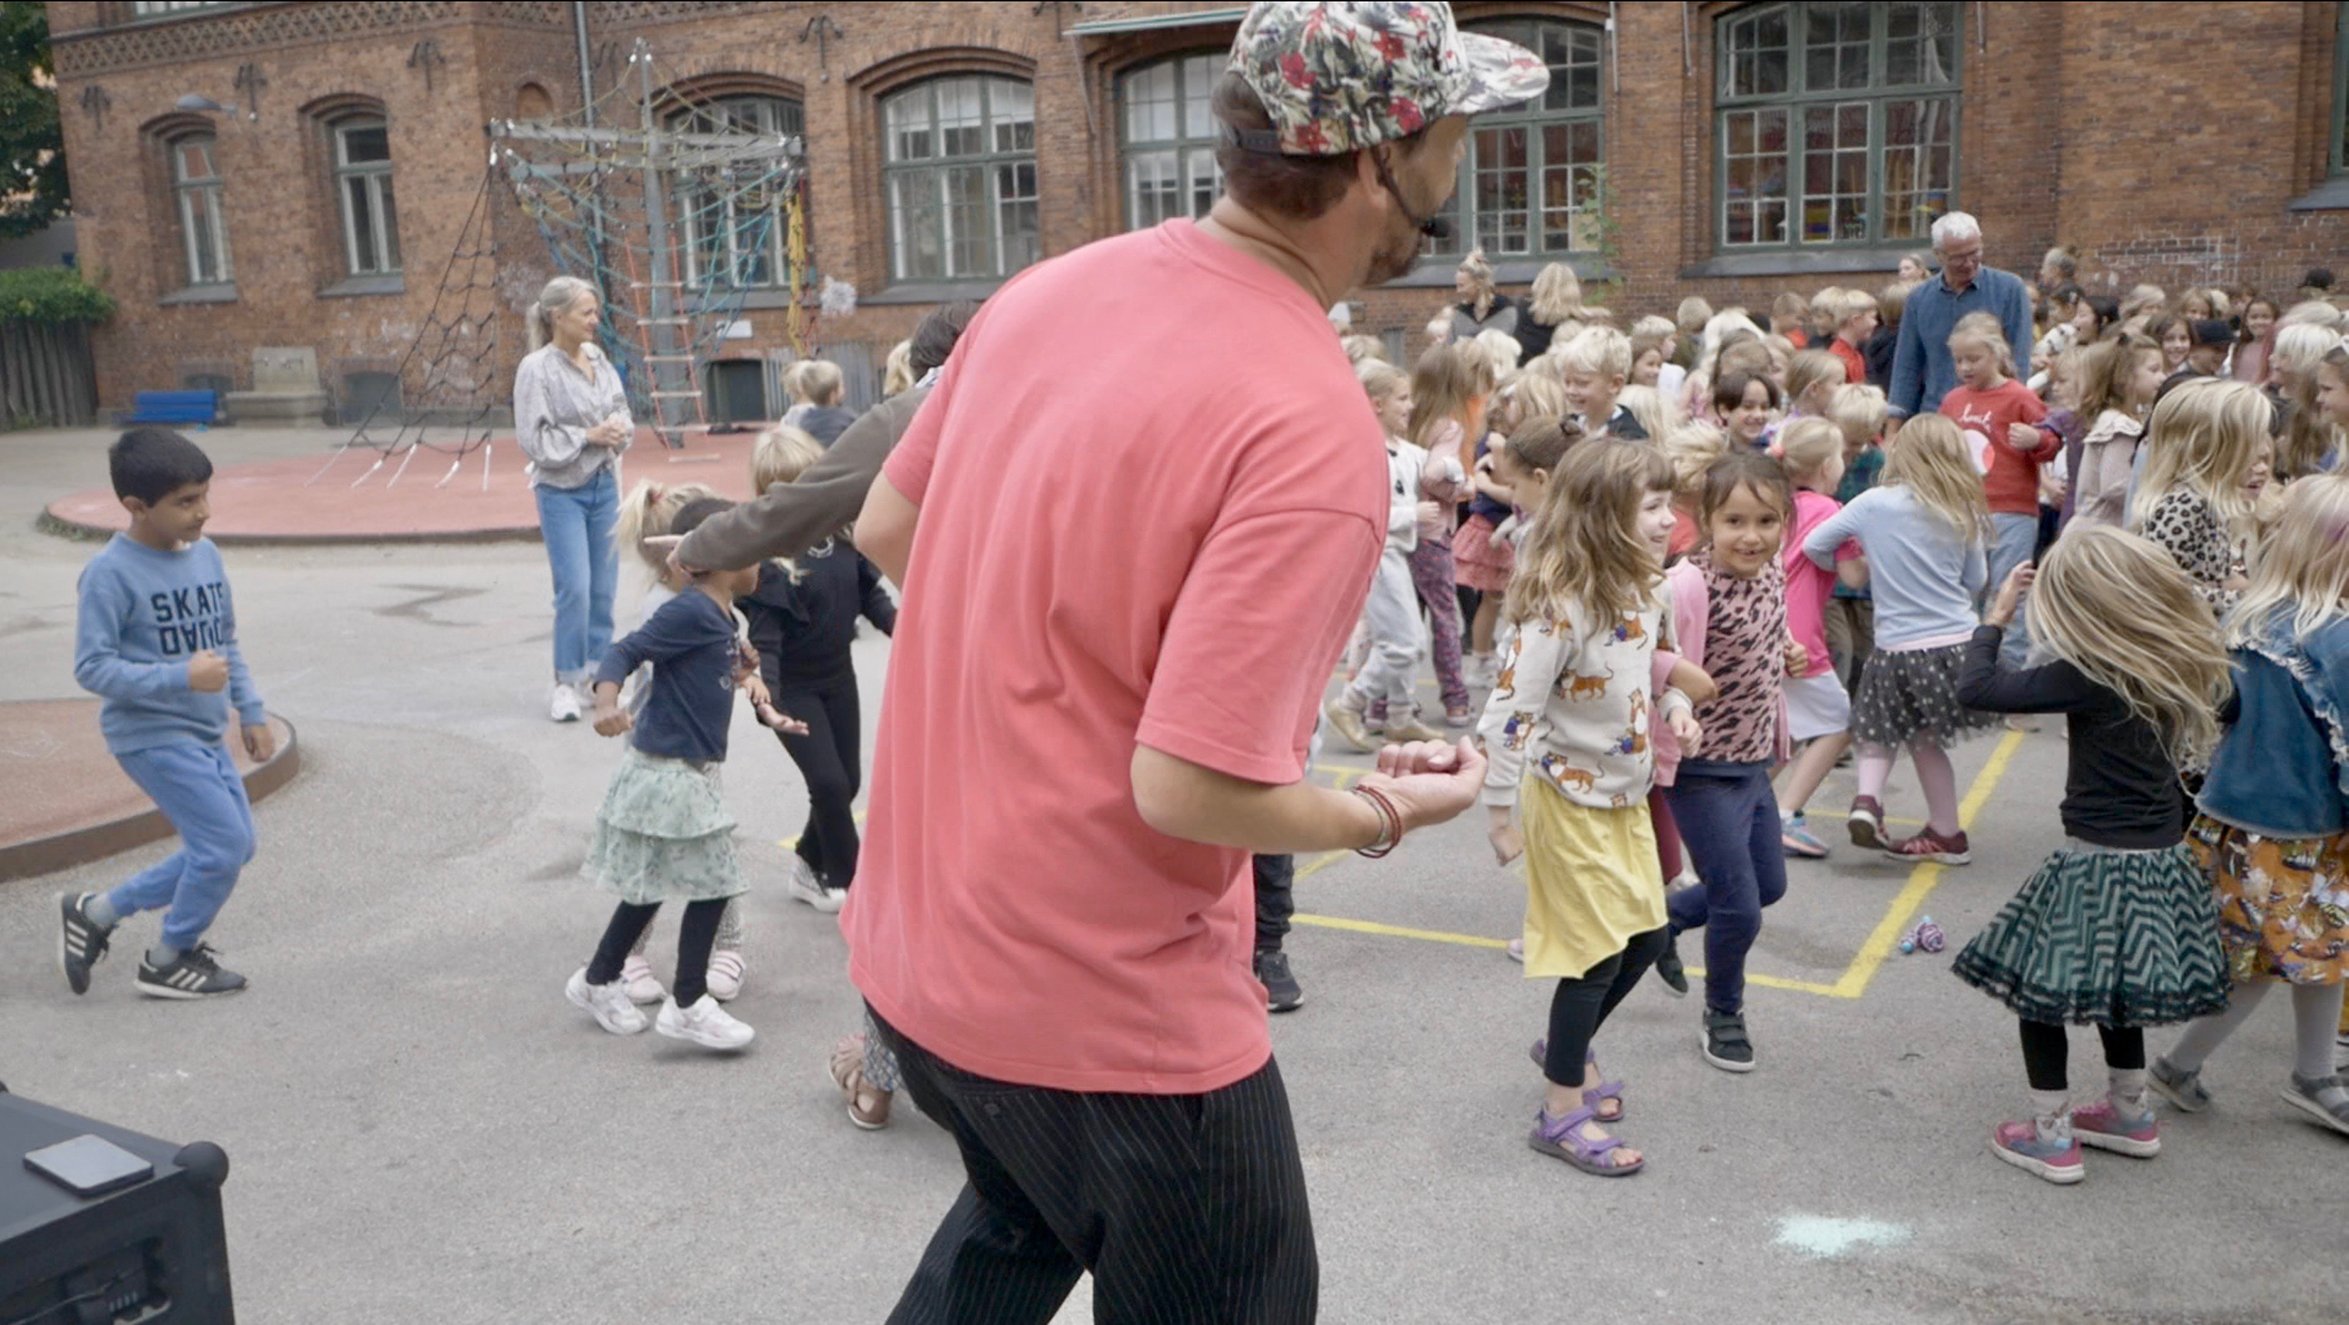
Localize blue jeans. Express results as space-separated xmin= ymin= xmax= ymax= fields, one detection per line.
xmin=1665 ymin=761 xmax=1788 ymax=1016
xmin=1986 ymin=512 xmax=2036 ymax=669
xmin=535 ymin=467 xmax=619 ymax=683
xmin=107 ymin=743 xmax=255 ymax=951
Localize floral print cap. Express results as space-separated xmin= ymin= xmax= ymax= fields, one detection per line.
xmin=1227 ymin=1 xmax=1550 ymax=156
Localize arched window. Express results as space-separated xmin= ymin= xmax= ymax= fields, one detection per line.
xmin=330 ymin=114 xmax=401 ymax=275
xmin=1118 ymin=53 xmax=1221 ymax=229
xmin=1425 ymin=18 xmax=1605 ymax=258
xmin=1715 ymin=1 xmax=1960 ymax=249
xmin=882 ymin=75 xmax=1038 ymax=282
xmin=168 ymin=131 xmax=231 ymax=287
xmin=668 ymin=94 xmax=804 ymax=289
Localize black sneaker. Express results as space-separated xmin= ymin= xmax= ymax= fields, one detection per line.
xmin=135 ymin=943 xmax=247 ymax=1000
xmin=1255 ymin=949 xmax=1304 ymax=1013
xmin=1653 ymin=934 xmax=1689 ymax=999
xmin=1702 ymin=1009 xmax=1756 ymax=1073
xmin=58 ymin=892 xmax=113 ymax=996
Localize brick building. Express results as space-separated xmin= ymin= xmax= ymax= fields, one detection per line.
xmin=45 ymin=0 xmax=2349 ymax=419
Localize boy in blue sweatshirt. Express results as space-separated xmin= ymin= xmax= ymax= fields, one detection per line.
xmin=59 ymin=429 xmax=270 ymax=999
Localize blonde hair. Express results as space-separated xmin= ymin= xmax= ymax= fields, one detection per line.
xmin=2071 ymin=331 xmax=2162 ymax=421
xmin=614 ymin=479 xmax=720 ymax=577
xmin=882 ymin=340 xmax=914 ymax=397
xmin=1506 ymin=369 xmax=1567 ymax=430
xmin=1357 ymin=357 xmax=1407 ymax=406
xmin=1770 ymin=291 xmax=1808 ymax=326
xmin=2119 ymin=284 xmax=2167 ymax=322
xmin=1882 ymin=414 xmax=1988 ymax=543
xmin=2280 ymin=299 xmax=2348 ymax=333
xmin=1661 ymin=420 xmax=1731 ymax=498
xmin=528 ymin=275 xmax=598 ymax=351
xmin=2230 ymin=473 xmax=2349 ymax=646
xmin=1629 ymin=316 xmax=1676 ymax=361
xmin=1948 ymin=310 xmax=2017 ymax=380
xmin=780 ymin=360 xmax=813 ymax=405
xmin=2272 ymin=322 xmax=2340 ymax=387
xmin=752 ymin=424 xmax=824 ymax=493
xmin=1617 ymin=384 xmax=1682 ymax=441
xmin=1675 ymin=296 xmax=1715 ymax=339
xmin=2129 ymin=379 xmax=2273 ymax=535
xmin=1470 ymin=328 xmax=1523 ymax=381
xmin=1692 ymin=310 xmax=1767 ymax=386
xmin=1877 ymin=280 xmax=1916 ymax=330
xmin=798 ymin=359 xmax=844 ymax=406
xmin=1341 ymin=334 xmax=1388 ymax=365
xmin=1825 ymin=383 xmax=1889 ymax=450
xmin=1407 ymin=344 xmax=1480 ymax=452
xmin=2032 ymin=525 xmax=2231 ymax=767
xmin=1716 ymin=337 xmax=1772 ymax=384
xmin=1784 ymin=349 xmax=1846 ymax=408
xmin=1530 ymin=262 xmax=1604 ymax=325
xmin=2282 ymin=341 xmax=2349 ymax=480
xmin=1508 ymin=439 xmax=1673 ymax=626
xmin=1457 ymin=249 xmax=1498 ymax=318
xmin=1556 ymin=326 xmax=1632 ymax=381
xmin=1831 ymin=287 xmax=1879 ymax=328
xmin=1776 ymin=416 xmax=1845 ymax=483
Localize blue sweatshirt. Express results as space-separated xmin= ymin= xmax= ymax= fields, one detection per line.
xmin=1801 ymin=485 xmax=1986 ymax=649
xmin=74 ymin=534 xmax=264 ymax=755
xmin=594 ymin=588 xmax=739 ymax=763
xmin=1888 ymin=266 xmax=2036 ymax=419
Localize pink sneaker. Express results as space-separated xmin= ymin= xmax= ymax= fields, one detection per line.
xmin=1991 ymin=1118 xmax=2083 ymax=1185
xmin=1882 ymin=827 xmax=1971 ymax=866
xmin=2070 ymin=1097 xmax=2160 ymax=1157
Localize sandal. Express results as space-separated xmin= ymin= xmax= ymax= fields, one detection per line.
xmin=1527 ymin=1040 xmax=1625 ymax=1122
xmin=2147 ymin=1056 xmax=2211 ymax=1113
xmin=2281 ymin=1073 xmax=2349 ymax=1137
xmin=827 ymin=1034 xmax=893 ymax=1130
xmin=1527 ymin=1104 xmax=1644 ymax=1176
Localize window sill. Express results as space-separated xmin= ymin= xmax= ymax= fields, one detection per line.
xmin=1680 ymin=249 xmax=1924 ymax=280
xmin=1393 ymin=256 xmax=1611 ymax=288
xmin=319 ymin=274 xmax=406 ymax=298
xmin=2288 ymin=178 xmax=2349 ymax=212
xmin=862 ymin=280 xmax=1006 ymax=306
xmin=159 ymin=284 xmax=238 ymax=306
xmin=693 ymin=288 xmax=805 ymax=312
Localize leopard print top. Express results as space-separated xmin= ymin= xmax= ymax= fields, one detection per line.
xmin=2139 ymin=487 xmax=2243 ymax=619
xmin=1691 ymin=552 xmax=1789 ymax=765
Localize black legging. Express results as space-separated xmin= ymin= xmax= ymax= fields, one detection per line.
xmin=1254 ymin=854 xmax=1294 ymax=953
xmin=587 ymin=897 xmax=728 ymax=1006
xmin=773 ymin=671 xmax=863 ymax=890
xmin=2018 ymin=1019 xmax=2145 ymax=1092
xmin=1543 ymin=927 xmax=1670 ymax=1086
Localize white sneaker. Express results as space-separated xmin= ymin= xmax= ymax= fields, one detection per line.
xmin=619 ymin=954 xmax=664 ymax=1005
xmin=550 ymin=683 xmax=583 ymax=723
xmin=566 ymin=967 xmax=648 ymax=1035
xmin=655 ymin=995 xmax=755 ymax=1050
xmin=706 ymin=950 xmax=746 ymax=1002
xmin=786 ymin=858 xmax=839 ymax=912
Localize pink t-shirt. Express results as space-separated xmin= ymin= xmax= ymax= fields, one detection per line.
xmin=1783 ymin=489 xmax=1849 ymax=678
xmin=846 ymin=220 xmax=1387 ymax=1095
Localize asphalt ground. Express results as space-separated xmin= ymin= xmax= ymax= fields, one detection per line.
xmin=2 ymin=425 xmax=2343 ymax=1323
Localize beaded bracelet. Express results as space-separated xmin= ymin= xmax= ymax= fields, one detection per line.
xmin=1352 ymin=785 xmax=1403 ymax=859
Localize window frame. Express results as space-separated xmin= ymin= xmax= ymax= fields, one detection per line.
xmin=2334 ymin=0 xmax=2349 ymax=178
xmin=1711 ymin=0 xmax=1963 ymax=254
xmin=667 ymin=93 xmax=806 ymax=291
xmin=1115 ymin=51 xmax=1224 ymax=231
xmin=1422 ymin=17 xmax=1609 ymax=263
xmin=880 ymin=75 xmax=1039 ymax=284
xmin=331 ymin=115 xmax=402 ymax=277
xmin=168 ymin=131 xmax=232 ymax=289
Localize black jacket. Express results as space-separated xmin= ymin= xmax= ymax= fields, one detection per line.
xmin=741 ymin=542 xmax=896 ymax=689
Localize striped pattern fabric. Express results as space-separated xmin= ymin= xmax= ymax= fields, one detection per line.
xmin=873 ymin=1011 xmax=1317 ymax=1323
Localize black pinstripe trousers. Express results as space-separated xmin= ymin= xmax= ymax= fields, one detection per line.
xmin=872 ymin=1009 xmax=1319 ymax=1323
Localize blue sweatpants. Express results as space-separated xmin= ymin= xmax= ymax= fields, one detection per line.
xmin=106 ymin=743 xmax=255 ymax=951
xmin=1664 ymin=760 xmax=1787 ymax=1016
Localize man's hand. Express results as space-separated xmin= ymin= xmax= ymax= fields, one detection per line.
xmin=1359 ymin=737 xmax=1487 ymax=834
xmin=1988 ymin=562 xmax=2035 ymax=628
xmin=1668 ymin=709 xmax=1702 ymax=757
xmin=241 ymin=721 xmax=275 ymax=762
xmin=187 ymin=650 xmax=229 ymax=693
xmin=1487 ymin=805 xmax=1524 ymax=866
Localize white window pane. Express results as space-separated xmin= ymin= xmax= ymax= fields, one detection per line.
xmin=377 ymin=174 xmax=401 ymax=270
xmin=1182 ymin=55 xmax=1218 ymax=138
xmin=1123 ymin=61 xmax=1175 ymax=142
xmin=1186 ymin=146 xmax=1221 ymax=220
xmin=204 ymin=187 xmax=230 ymax=282
xmin=344 ymin=175 xmax=375 ymax=272
xmin=1128 ymin=149 xmax=1179 ymax=229
xmin=885 ymin=90 xmax=931 ymax=163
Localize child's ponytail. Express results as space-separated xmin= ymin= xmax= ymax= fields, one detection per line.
xmin=614 ymin=479 xmax=720 ymax=578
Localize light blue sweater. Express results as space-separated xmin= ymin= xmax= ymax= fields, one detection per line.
xmin=1801 ymin=486 xmax=1986 ymax=649
xmin=74 ymin=534 xmax=264 ymax=755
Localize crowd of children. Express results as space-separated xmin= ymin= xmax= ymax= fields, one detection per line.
xmin=54 ymin=251 xmax=2349 ymax=1192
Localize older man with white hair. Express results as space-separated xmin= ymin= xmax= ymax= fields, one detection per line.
xmin=1887 ymin=211 xmax=2037 ymax=421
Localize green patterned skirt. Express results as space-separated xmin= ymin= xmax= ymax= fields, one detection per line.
xmin=581 ymin=747 xmax=743 ymax=906
xmin=1952 ymin=841 xmax=2230 ymax=1027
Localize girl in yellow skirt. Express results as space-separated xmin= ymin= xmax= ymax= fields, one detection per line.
xmin=2151 ymin=475 xmax=2349 ymax=1135
xmin=1480 ymin=440 xmax=1711 ymax=1176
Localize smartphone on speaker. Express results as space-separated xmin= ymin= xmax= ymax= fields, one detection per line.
xmin=24 ymin=1133 xmax=154 ymax=1198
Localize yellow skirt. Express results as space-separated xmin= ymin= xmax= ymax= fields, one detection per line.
xmin=1521 ymin=778 xmax=1666 ymax=980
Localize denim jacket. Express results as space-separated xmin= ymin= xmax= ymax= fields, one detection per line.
xmin=2198 ymin=612 xmax=2349 ymax=838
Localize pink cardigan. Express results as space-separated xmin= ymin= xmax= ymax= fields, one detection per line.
xmin=1651 ymin=560 xmax=1792 ymax=782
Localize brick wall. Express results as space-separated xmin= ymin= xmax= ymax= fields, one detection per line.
xmin=43 ymin=0 xmax=2349 ymax=416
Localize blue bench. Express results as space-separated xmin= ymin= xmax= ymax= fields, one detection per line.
xmin=115 ymin=390 xmax=221 ymax=428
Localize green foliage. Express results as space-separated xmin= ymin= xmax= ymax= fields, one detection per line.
xmin=1577 ymin=164 xmax=1626 ymax=308
xmin=0 ymin=1 xmax=65 ymax=240
xmin=0 ymin=264 xmax=114 ymax=323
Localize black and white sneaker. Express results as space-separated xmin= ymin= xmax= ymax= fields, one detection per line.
xmin=1254 ymin=948 xmax=1304 ymax=1013
xmin=58 ymin=891 xmax=113 ymax=996
xmin=1653 ymin=933 xmax=1689 ymax=999
xmin=135 ymin=943 xmax=247 ymax=1000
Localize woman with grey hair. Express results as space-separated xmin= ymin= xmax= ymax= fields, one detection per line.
xmin=514 ymin=274 xmax=634 ymax=721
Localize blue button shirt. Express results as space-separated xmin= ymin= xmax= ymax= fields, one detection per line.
xmin=1888 ymin=265 xmax=2036 ymax=419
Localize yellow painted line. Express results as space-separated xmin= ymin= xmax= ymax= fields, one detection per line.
xmin=1830 ymin=730 xmax=2025 ymax=999
xmin=1292 ymin=912 xmax=1509 ymax=949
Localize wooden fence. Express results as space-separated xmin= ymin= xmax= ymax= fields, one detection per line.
xmin=0 ymin=320 xmax=98 ymax=429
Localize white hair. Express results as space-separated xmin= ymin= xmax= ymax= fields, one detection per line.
xmin=1930 ymin=211 xmax=1981 ymax=251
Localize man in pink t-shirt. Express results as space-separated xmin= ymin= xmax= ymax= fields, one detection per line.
xmin=844 ymin=4 xmax=1540 ymax=1320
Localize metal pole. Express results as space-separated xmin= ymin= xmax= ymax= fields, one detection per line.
xmin=636 ymin=42 xmax=684 ymax=445
xmin=573 ymin=2 xmax=612 ymax=313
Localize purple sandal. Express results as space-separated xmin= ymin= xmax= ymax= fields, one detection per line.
xmin=1528 ymin=1104 xmax=1644 ymax=1176
xmin=1529 ymin=1040 xmax=1626 ymax=1122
